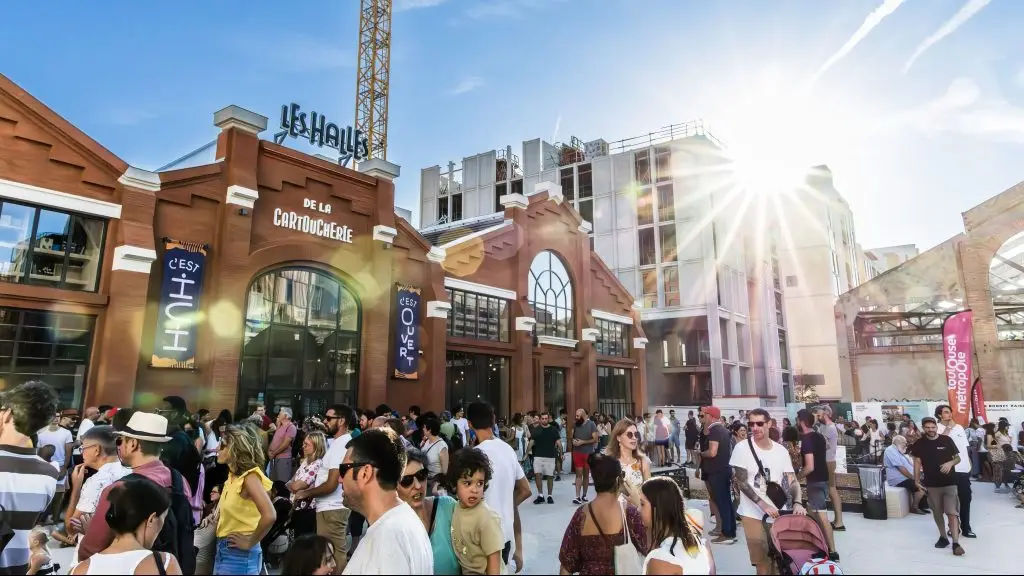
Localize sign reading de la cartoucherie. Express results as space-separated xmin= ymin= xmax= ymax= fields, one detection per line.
xmin=273 ymin=102 xmax=370 ymax=167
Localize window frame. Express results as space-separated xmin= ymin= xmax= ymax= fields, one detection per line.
xmin=446 ymin=288 xmax=510 ymax=342
xmin=594 ymin=318 xmax=629 ymax=357
xmin=528 ymin=251 xmax=575 ymax=339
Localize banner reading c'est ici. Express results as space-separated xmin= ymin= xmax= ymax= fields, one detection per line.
xmin=942 ymin=310 xmax=974 ymax=427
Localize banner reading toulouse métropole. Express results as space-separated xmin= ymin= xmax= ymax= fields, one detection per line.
xmin=393 ymin=285 xmax=421 ymax=379
xmin=152 ymin=240 xmax=207 ymax=369
xmin=941 ymin=310 xmax=974 ymax=427
xmin=971 ymin=377 xmax=989 ymax=424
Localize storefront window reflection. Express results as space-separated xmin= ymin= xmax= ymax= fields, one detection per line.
xmin=0 ymin=307 xmax=94 ymax=409
xmin=240 ymin=267 xmax=359 ymax=416
xmin=528 ymin=251 xmax=575 ymax=339
xmin=0 ymin=201 xmax=105 ymax=292
xmin=446 ymin=352 xmax=509 ymax=420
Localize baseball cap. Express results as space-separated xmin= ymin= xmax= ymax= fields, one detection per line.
xmin=703 ymin=406 xmax=721 ymax=419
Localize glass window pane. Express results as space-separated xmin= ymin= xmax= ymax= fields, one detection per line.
xmin=62 ymin=216 xmax=103 ymax=291
xmin=0 ymin=203 xmax=34 ymax=284
xmin=307 ymin=273 xmax=340 ymax=330
xmin=29 ymin=210 xmax=71 ymax=288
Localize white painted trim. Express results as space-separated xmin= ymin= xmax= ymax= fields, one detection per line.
xmin=226 ymin=185 xmax=258 ymax=209
xmin=515 ymin=316 xmax=536 ymax=331
xmin=427 ymin=246 xmax=446 ymax=263
xmin=213 ymin=105 xmax=268 ymax=135
xmin=0 ymin=178 xmax=122 ymax=219
xmin=537 ymin=335 xmax=578 ymax=348
xmin=591 ymin=309 xmax=634 ymax=325
xmin=426 ymin=300 xmax=452 ymax=319
xmin=632 ymin=299 xmax=643 ymax=310
xmin=578 ymin=220 xmax=593 ymax=234
xmin=633 ymin=337 xmax=649 ymax=348
xmin=358 ymin=158 xmax=401 ymax=181
xmin=111 ymin=245 xmax=157 ymax=273
xmin=581 ymin=328 xmax=600 ymax=342
xmin=118 ymin=167 xmax=161 ymax=192
xmin=373 ymin=225 xmax=398 ymax=244
xmin=534 ymin=181 xmax=563 ymax=204
xmin=445 ymin=277 xmax=516 ymax=300
xmin=438 ymin=220 xmax=512 ymax=250
xmin=499 ymin=193 xmax=529 ymax=210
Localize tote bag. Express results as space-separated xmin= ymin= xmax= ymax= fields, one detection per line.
xmin=613 ymin=501 xmax=644 ymax=575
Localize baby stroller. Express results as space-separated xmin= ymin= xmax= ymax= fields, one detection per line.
xmin=261 ymin=492 xmax=294 ymax=569
xmin=763 ymin=513 xmax=839 ymax=575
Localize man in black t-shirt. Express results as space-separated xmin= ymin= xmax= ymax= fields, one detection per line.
xmin=699 ymin=406 xmax=736 ymax=544
xmin=527 ymin=411 xmax=560 ymax=504
xmin=797 ymin=408 xmax=836 ymax=557
xmin=911 ymin=417 xmax=964 ymax=556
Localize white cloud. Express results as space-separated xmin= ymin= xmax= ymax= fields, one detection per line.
xmin=1015 ymin=68 xmax=1024 ymax=89
xmin=446 ymin=76 xmax=484 ymax=96
xmin=903 ymin=0 xmax=992 ymax=73
xmin=812 ymin=0 xmax=906 ymax=82
xmin=463 ymin=0 xmax=565 ymax=20
xmin=887 ymin=78 xmax=1024 ymax=143
xmin=394 ymin=0 xmax=447 ymax=12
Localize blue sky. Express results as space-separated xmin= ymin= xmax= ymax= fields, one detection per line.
xmin=2 ymin=0 xmax=1023 ymax=250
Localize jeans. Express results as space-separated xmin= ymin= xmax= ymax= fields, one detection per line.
xmin=955 ymin=472 xmax=973 ymax=532
xmin=707 ymin=469 xmax=737 ymax=538
xmin=970 ymin=445 xmax=981 ymax=477
xmin=214 ymin=538 xmax=263 ymax=575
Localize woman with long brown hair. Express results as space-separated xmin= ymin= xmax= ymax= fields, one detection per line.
xmin=605 ymin=418 xmax=650 ymax=507
xmin=639 ymin=477 xmax=714 ymax=575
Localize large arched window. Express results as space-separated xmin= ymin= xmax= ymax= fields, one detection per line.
xmin=528 ymin=251 xmax=575 ymax=339
xmin=990 ymin=231 xmax=1024 ymax=340
xmin=239 ymin=267 xmax=360 ymax=416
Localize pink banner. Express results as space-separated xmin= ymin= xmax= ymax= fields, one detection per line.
xmin=972 ymin=377 xmax=988 ymax=425
xmin=942 ymin=310 xmax=974 ymax=428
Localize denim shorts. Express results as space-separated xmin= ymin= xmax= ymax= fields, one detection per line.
xmin=214 ymin=537 xmax=263 ymax=575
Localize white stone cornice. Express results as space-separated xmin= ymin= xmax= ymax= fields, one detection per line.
xmin=537 ymin=335 xmax=579 ymax=348
xmin=499 ymin=193 xmax=529 ymax=210
xmin=0 ymin=178 xmax=121 ymax=219
xmin=112 ymin=245 xmax=157 ymax=273
xmin=373 ymin=225 xmax=398 ymax=244
xmin=632 ymin=299 xmax=643 ymax=310
xmin=534 ymin=181 xmax=563 ymax=205
xmin=214 ymin=105 xmax=268 ymax=135
xmin=515 ymin=316 xmax=537 ymax=331
xmin=578 ymin=220 xmax=593 ymax=234
xmin=633 ymin=337 xmax=649 ymax=348
xmin=581 ymin=328 xmax=600 ymax=342
xmin=592 ymin=309 xmax=634 ymax=325
xmin=359 ymin=158 xmax=401 ymax=181
xmin=445 ymin=277 xmax=516 ymax=301
xmin=427 ymin=246 xmax=447 ymax=263
xmin=226 ymin=185 xmax=258 ymax=209
xmin=426 ymin=300 xmax=452 ymax=319
xmin=118 ymin=167 xmax=161 ymax=192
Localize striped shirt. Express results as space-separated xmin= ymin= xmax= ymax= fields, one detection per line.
xmin=0 ymin=445 xmax=58 ymax=575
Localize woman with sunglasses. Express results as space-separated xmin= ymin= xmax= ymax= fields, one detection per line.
xmin=214 ymin=424 xmax=276 ymax=575
xmin=605 ymin=418 xmax=650 ymax=507
xmin=396 ymin=448 xmax=460 ymax=575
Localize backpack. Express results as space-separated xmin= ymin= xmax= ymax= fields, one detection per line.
xmin=124 ymin=470 xmax=196 ymax=575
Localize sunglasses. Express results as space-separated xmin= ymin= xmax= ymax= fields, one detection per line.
xmin=338 ymin=461 xmax=372 ymax=478
xmin=624 ymin=431 xmax=636 ymax=439
xmin=400 ymin=469 xmax=429 ymax=488
xmin=747 ymin=421 xmax=767 ymax=428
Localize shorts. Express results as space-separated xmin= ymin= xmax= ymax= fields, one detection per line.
xmin=572 ymin=451 xmax=591 ymax=470
xmin=826 ymin=460 xmax=837 ymax=487
xmin=654 ymin=439 xmax=670 ymax=447
xmin=926 ymin=485 xmax=959 ymax=521
xmin=741 ymin=516 xmax=770 ymax=571
xmin=806 ymin=481 xmax=828 ymax=510
xmin=534 ymin=457 xmax=556 ymax=477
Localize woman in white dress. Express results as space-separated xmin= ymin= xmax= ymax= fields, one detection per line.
xmin=605 ymin=419 xmax=650 ymax=507
xmin=638 ymin=477 xmax=715 ymax=575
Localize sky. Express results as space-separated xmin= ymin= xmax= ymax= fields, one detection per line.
xmin=2 ymin=0 xmax=1023 ymax=251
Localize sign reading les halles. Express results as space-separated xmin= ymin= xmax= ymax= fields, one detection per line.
xmin=273 ymin=102 xmax=370 ymax=167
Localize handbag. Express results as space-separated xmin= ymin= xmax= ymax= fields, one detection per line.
xmin=748 ymin=437 xmax=788 ymax=511
xmin=587 ymin=502 xmax=643 ymax=575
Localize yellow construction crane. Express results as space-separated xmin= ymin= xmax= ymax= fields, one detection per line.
xmin=355 ymin=0 xmax=392 ymax=162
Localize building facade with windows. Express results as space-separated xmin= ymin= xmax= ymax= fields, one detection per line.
xmin=775 ymin=166 xmax=864 ymax=401
xmin=0 ymin=74 xmax=644 ymax=419
xmin=418 ymin=122 xmax=790 ymax=408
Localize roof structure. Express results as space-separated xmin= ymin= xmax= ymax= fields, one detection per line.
xmin=419 ymin=212 xmax=506 ymax=246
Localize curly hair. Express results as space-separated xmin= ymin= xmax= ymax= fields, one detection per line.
xmin=220 ymin=423 xmax=266 ymax=477
xmin=2 ymin=381 xmax=58 ymax=438
xmin=446 ymin=447 xmax=492 ymax=492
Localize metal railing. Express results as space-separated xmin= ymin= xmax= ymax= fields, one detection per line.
xmin=607 ymin=119 xmax=726 ymax=154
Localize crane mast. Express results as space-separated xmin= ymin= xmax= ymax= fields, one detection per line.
xmin=355 ymin=0 xmax=392 ymax=162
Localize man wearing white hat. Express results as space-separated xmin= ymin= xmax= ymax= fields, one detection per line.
xmin=78 ymin=411 xmax=194 ymax=563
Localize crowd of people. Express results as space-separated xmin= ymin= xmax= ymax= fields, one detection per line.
xmin=3 ymin=377 xmax=1021 ymax=575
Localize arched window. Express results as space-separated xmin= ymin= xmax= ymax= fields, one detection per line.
xmin=528 ymin=251 xmax=574 ymax=339
xmin=239 ymin=267 xmax=360 ymax=415
xmin=990 ymin=231 xmax=1024 ymax=340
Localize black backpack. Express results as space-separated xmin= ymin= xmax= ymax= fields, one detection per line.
xmin=123 ymin=470 xmax=196 ymax=575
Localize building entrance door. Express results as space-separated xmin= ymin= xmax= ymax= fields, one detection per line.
xmin=543 ymin=367 xmax=567 ymax=416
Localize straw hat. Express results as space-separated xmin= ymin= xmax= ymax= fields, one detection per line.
xmin=114 ymin=412 xmax=171 ymax=443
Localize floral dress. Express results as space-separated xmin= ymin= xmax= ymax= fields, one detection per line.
xmin=558 ymin=501 xmax=648 ymax=575
xmin=291 ymin=458 xmax=322 ymax=511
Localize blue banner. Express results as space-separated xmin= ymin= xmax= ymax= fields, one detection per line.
xmin=394 ymin=285 xmax=421 ymax=380
xmin=151 ymin=240 xmax=207 ymax=369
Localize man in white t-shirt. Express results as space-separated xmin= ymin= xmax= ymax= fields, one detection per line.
xmin=451 ymin=405 xmax=470 ymax=447
xmin=64 ymin=425 xmax=131 ymax=546
xmin=935 ymin=404 xmax=975 ymax=538
xmin=341 ymin=428 xmax=432 ymax=574
xmin=293 ymin=404 xmax=356 ymax=573
xmin=37 ymin=415 xmax=74 ymax=523
xmin=730 ymin=408 xmax=804 ymax=576
xmin=470 ymin=402 xmax=532 ymax=573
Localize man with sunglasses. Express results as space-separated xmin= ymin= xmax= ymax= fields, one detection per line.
xmin=63 ymin=425 xmax=130 ymax=546
xmin=293 ymin=404 xmax=356 ymax=572
xmin=700 ymin=406 xmax=737 ymax=545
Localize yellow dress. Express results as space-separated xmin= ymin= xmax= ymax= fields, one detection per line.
xmin=216 ymin=467 xmax=272 ymax=538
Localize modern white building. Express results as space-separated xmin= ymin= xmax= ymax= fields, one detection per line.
xmin=417 ymin=122 xmax=792 ymax=408
xmin=863 ymin=244 xmax=920 ymax=274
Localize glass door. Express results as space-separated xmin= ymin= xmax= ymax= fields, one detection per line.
xmin=543 ymin=367 xmax=567 ymax=416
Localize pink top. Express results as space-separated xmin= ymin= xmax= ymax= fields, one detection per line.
xmin=271 ymin=423 xmax=296 ymax=459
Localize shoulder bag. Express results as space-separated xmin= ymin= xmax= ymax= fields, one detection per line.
xmin=587 ymin=502 xmax=643 ymax=575
xmin=747 ymin=437 xmax=788 ymax=511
